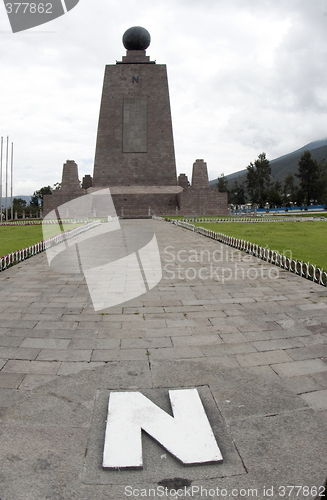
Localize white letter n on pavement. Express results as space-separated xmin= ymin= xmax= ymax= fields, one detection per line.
xmin=102 ymin=389 xmax=223 ymax=468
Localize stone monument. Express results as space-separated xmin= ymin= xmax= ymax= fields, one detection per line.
xmin=43 ymin=27 xmax=228 ymax=217
xmin=43 ymin=160 xmax=85 ymax=215
xmin=177 ymin=160 xmax=228 ymax=216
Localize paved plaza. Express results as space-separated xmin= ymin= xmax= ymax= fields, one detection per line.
xmin=0 ymin=219 xmax=326 ymax=499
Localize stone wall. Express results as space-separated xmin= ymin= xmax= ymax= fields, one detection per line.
xmin=178 ymin=189 xmax=228 ymax=216
xmin=43 ymin=160 xmax=86 ymax=217
xmin=178 ymin=173 xmax=189 ymax=190
xmin=191 ymin=159 xmax=210 ymax=188
xmin=113 ymin=193 xmax=177 ymax=217
xmin=82 ymin=175 xmax=93 ymax=190
xmin=176 ymin=159 xmax=228 ymax=216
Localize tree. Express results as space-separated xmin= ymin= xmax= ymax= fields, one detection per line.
xmin=246 ymin=152 xmax=271 ymax=207
xmin=217 ymin=173 xmax=228 ymax=193
xmin=267 ymin=181 xmax=283 ymax=207
xmin=1 ymin=198 xmax=27 ymax=220
xmin=246 ymin=163 xmax=258 ymax=203
xmin=283 ymin=172 xmax=296 ymax=205
xmin=9 ymin=198 xmax=27 ymax=219
xmin=317 ymin=160 xmax=327 ymax=205
xmin=229 ymin=180 xmax=245 ymax=206
xmin=30 ymin=186 xmax=52 ymax=208
xmin=296 ymin=150 xmax=322 ymax=205
xmin=13 ymin=197 xmax=27 ymax=207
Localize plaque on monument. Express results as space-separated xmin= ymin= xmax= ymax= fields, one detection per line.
xmin=123 ymin=98 xmax=148 ymax=153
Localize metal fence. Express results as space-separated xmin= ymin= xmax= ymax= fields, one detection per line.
xmin=0 ymin=219 xmax=88 ymax=226
xmin=172 ymin=217 xmax=325 ymax=223
xmin=152 ymin=217 xmax=327 ymax=287
xmin=0 ymin=220 xmax=101 ymax=272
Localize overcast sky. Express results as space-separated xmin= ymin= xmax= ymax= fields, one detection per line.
xmin=1 ymin=0 xmax=327 ymax=196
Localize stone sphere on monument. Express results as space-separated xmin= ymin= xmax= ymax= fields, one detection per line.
xmin=122 ymin=26 xmax=151 ymax=50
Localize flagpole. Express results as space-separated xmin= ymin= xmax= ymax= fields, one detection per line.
xmin=0 ymin=137 xmax=3 ymax=221
xmin=10 ymin=142 xmax=13 ymax=220
xmin=5 ymin=136 xmax=8 ymax=221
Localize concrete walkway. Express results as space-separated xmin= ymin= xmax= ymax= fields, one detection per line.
xmin=0 ymin=219 xmax=326 ymax=500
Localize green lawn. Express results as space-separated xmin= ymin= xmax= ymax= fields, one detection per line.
xmin=192 ymin=221 xmax=327 ymax=270
xmin=0 ymin=224 xmax=81 ymax=258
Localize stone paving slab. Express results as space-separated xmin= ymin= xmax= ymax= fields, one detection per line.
xmin=2 ymin=360 xmax=61 ymax=375
xmin=234 ymin=349 xmax=293 ymax=367
xmin=0 ymin=219 xmax=327 ymax=499
xmin=312 ymin=371 xmax=327 ymax=387
xmin=0 ymin=372 xmax=25 ymax=388
xmin=301 ymin=388 xmax=327 ymax=411
xmin=1 ymin=360 xmax=326 ymax=500
xmin=271 ymin=358 xmax=327 ymax=377
xmin=18 ymin=374 xmax=59 ymax=390
xmin=281 ymin=375 xmax=322 ymax=395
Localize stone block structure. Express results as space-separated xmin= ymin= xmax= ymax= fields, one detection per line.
xmin=43 ymin=27 xmax=228 ymax=218
xmin=92 ymin=55 xmax=177 ymax=187
xmin=43 ymin=160 xmax=85 ymax=215
xmin=82 ymin=174 xmax=93 ymax=190
xmin=178 ymin=160 xmax=228 ymax=216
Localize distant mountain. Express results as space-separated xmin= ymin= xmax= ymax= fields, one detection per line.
xmin=1 ymin=195 xmax=31 ymax=208
xmin=210 ymin=138 xmax=327 ymax=188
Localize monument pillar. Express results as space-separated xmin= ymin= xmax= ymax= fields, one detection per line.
xmin=43 ymin=27 xmax=228 ymax=218
xmin=43 ymin=160 xmax=85 ymax=216
xmin=177 ymin=159 xmax=228 ymax=216
xmin=92 ymin=27 xmax=177 ymax=189
xmin=89 ymin=26 xmax=182 ymax=217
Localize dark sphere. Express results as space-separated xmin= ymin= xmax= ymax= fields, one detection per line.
xmin=123 ymin=26 xmax=151 ymax=51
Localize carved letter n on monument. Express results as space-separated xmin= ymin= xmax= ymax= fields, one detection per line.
xmin=102 ymin=389 xmax=223 ymax=468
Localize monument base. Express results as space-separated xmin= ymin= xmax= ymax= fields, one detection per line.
xmin=43 ymin=160 xmax=86 ymax=217
xmin=86 ymin=185 xmax=182 ymax=218
xmin=43 ymin=158 xmax=229 ymax=219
